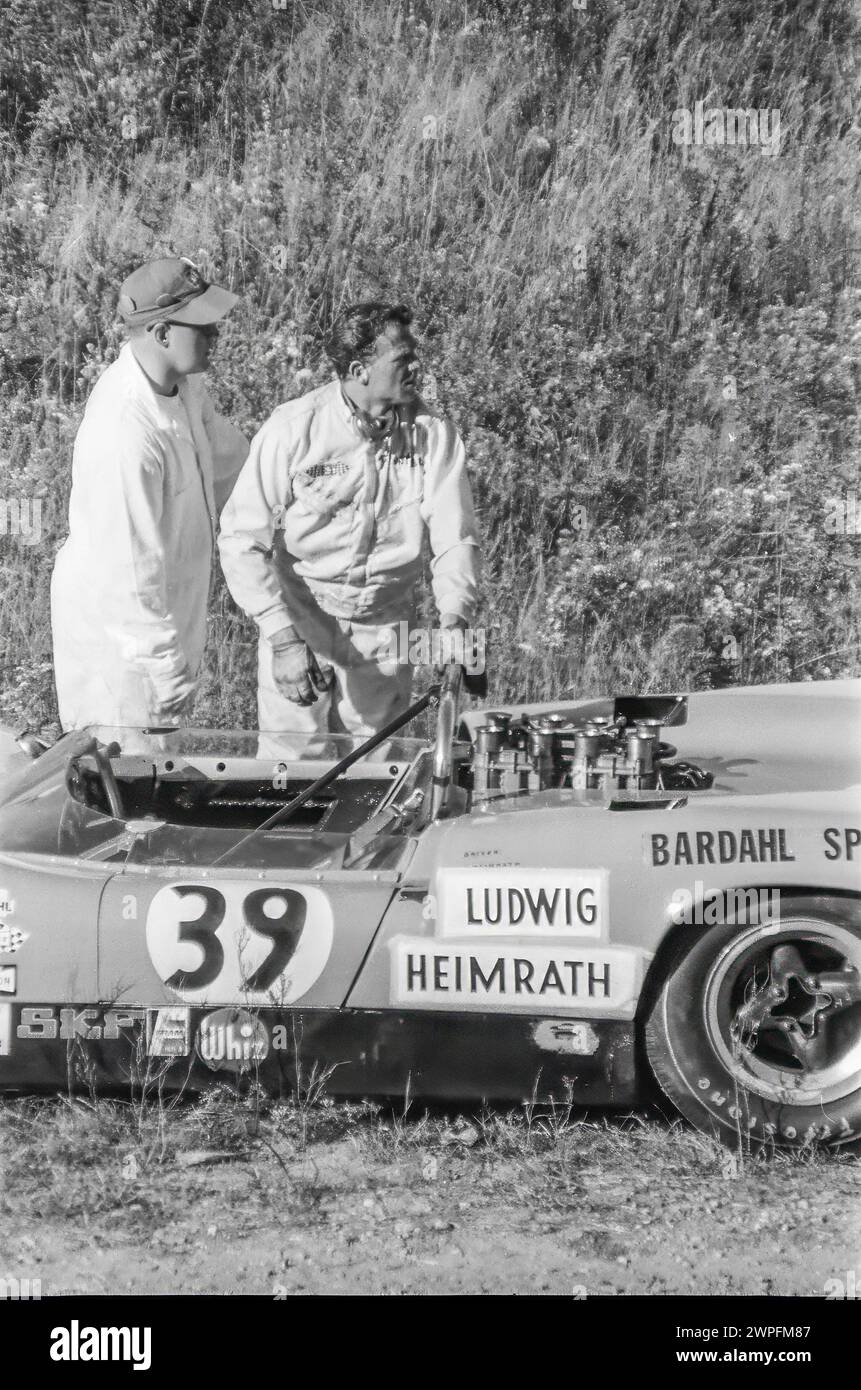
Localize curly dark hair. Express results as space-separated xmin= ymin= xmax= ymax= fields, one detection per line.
xmin=324 ymin=301 xmax=413 ymax=377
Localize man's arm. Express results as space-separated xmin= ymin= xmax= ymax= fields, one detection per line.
xmin=421 ymin=417 xmax=481 ymax=625
xmin=109 ymin=430 xmax=197 ymax=714
xmin=217 ymin=410 xmax=300 ymax=639
xmin=217 ymin=411 xmax=336 ymax=706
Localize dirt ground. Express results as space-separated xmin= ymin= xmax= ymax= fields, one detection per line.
xmin=1 ymin=1092 xmax=859 ymax=1297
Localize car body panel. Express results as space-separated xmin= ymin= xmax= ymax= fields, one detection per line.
xmin=96 ymin=868 xmax=400 ymax=1009
xmin=0 ymin=1006 xmax=636 ymax=1104
xmin=0 ymin=853 xmax=109 ymax=1003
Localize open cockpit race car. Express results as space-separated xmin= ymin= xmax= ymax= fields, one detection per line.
xmin=0 ymin=672 xmax=859 ymax=1151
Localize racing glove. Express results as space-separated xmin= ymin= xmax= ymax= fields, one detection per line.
xmin=270 ymin=628 xmax=335 ymax=706
xmin=437 ymin=615 xmax=488 ymax=699
xmin=156 ymin=686 xmax=196 ymax=722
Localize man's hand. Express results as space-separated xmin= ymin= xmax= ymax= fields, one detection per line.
xmin=270 ymin=628 xmax=335 ymax=705
xmin=437 ymin=613 xmax=488 ymax=698
xmin=156 ymin=684 xmax=195 ymax=723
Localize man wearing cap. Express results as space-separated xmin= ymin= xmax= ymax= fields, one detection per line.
xmin=218 ymin=300 xmax=482 ymax=737
xmin=50 ymin=256 xmax=248 ymax=730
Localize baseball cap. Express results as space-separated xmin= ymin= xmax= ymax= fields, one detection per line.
xmin=117 ymin=256 xmax=239 ymax=328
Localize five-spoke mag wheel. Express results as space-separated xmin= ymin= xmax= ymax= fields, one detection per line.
xmin=645 ymin=895 xmax=861 ymax=1149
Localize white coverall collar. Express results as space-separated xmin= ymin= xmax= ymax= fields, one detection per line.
xmin=336 ymin=380 xmax=400 ymax=443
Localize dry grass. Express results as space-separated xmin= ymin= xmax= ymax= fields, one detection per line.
xmin=1 ymin=1085 xmax=857 ymax=1294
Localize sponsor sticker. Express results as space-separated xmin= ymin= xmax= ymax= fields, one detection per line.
xmin=823 ymin=827 xmax=861 ymax=861
xmin=646 ymin=826 xmax=861 ymax=868
xmin=390 ymin=938 xmax=649 ymax=1016
xmin=147 ymin=1006 xmax=191 ymax=1058
xmin=0 ymin=1003 xmax=10 ymax=1055
xmin=645 ymin=827 xmax=796 ymax=867
xmin=0 ymin=926 xmax=27 ymax=954
xmin=15 ymin=1007 xmax=145 ymax=1040
xmin=196 ymin=1008 xmax=269 ymax=1071
xmin=0 ymin=965 xmax=15 ymax=995
xmin=145 ymin=881 xmax=334 ymax=1005
xmin=532 ymin=1019 xmax=600 ymax=1055
xmin=434 ymin=868 xmax=607 ymax=939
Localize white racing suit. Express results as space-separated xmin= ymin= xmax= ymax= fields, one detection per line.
xmin=51 ymin=343 xmax=248 ymax=730
xmin=218 ymin=380 xmax=480 ymax=737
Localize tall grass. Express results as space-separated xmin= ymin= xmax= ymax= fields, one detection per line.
xmin=0 ymin=0 xmax=857 ymax=731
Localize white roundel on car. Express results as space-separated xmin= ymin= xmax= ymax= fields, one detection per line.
xmin=145 ymin=881 xmax=334 ymax=1006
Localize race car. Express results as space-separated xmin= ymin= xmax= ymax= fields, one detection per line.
xmin=0 ymin=671 xmax=858 ymax=1151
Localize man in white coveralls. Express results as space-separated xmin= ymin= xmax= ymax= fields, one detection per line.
xmin=218 ymin=301 xmax=482 ymax=736
xmin=51 ymin=256 xmax=249 ymax=730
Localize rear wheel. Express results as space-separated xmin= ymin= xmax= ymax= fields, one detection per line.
xmin=645 ymin=895 xmax=861 ymax=1150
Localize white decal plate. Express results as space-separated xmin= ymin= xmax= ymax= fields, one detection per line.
xmin=532 ymin=1019 xmax=600 ymax=1055
xmin=147 ymin=1007 xmax=191 ymax=1057
xmin=390 ymin=937 xmax=648 ymax=1017
xmin=146 ymin=882 xmax=334 ymax=1006
xmin=434 ymin=868 xmax=607 ymax=939
xmin=0 ymin=966 xmax=15 ymax=995
xmin=0 ymin=1004 xmax=10 ymax=1055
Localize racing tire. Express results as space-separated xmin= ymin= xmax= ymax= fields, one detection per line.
xmin=644 ymin=894 xmax=861 ymax=1151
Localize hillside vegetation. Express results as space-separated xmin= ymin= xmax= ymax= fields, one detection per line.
xmin=0 ymin=0 xmax=858 ymax=731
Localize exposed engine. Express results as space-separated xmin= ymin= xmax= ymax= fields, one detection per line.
xmin=471 ymin=711 xmax=713 ymax=800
